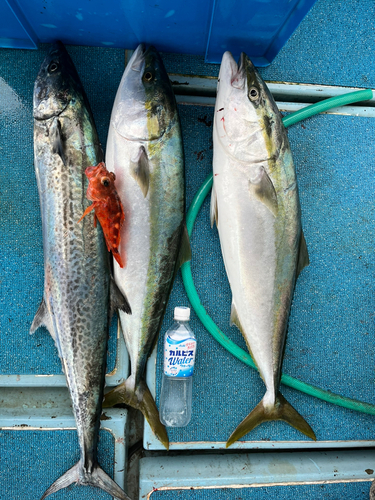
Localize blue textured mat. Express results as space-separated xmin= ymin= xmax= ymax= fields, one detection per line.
xmin=0 ymin=429 xmax=114 ymax=500
xmin=150 ymin=483 xmax=372 ymax=499
xmin=154 ymin=107 xmax=375 ymax=444
xmin=161 ymin=0 xmax=375 ymax=89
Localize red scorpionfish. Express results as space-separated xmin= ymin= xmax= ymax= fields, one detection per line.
xmin=79 ymin=162 xmax=125 ymax=268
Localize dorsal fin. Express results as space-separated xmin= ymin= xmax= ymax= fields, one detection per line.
xmin=296 ymin=229 xmax=309 ymax=278
xmin=110 ymin=277 xmax=131 ymax=318
xmin=130 ymin=146 xmax=150 ymax=197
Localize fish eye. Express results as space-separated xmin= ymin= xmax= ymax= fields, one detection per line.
xmin=101 ymin=176 xmax=110 ymax=187
xmin=143 ymin=71 xmax=154 ymax=82
xmin=249 ymin=87 xmax=259 ymax=101
xmin=48 ymin=61 xmax=59 ymax=73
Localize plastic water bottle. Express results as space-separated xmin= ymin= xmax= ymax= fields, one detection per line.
xmin=159 ymin=306 xmax=196 ymax=427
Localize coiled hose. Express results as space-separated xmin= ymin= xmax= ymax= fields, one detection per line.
xmin=181 ymin=89 xmax=375 ymax=416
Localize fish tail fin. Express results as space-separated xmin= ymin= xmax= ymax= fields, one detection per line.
xmin=40 ymin=461 xmax=131 ymax=500
xmin=40 ymin=462 xmax=79 ymax=499
xmin=103 ymin=378 xmax=169 ymax=450
xmin=226 ymin=391 xmax=316 ymax=448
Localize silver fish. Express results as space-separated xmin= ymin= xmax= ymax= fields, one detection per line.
xmin=32 ymin=41 xmax=131 ymax=499
xmin=211 ymin=51 xmax=315 ymax=446
xmin=103 ymin=44 xmax=191 ymax=449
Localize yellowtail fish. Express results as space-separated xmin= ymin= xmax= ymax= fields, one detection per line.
xmin=211 ymin=51 xmax=316 ymax=447
xmin=103 ymin=44 xmax=191 ymax=449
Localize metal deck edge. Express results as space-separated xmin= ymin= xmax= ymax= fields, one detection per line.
xmin=139 ymin=450 xmax=375 ymax=499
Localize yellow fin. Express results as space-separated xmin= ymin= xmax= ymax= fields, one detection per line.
xmin=297 ymin=229 xmax=310 ymax=278
xmin=103 ymin=378 xmax=169 ymax=450
xmin=177 ymin=224 xmax=192 ymax=268
xmin=226 ymin=392 xmax=316 ymax=447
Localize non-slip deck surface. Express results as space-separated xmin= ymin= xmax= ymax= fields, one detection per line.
xmin=149 ymin=483 xmax=373 ymax=500
xmin=0 ymin=429 xmax=115 ymax=500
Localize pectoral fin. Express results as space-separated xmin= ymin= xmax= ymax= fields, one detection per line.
xmin=50 ymin=118 xmax=66 ymax=165
xmin=131 ymin=146 xmax=149 ymax=197
xmin=296 ymin=230 xmax=310 ymax=277
xmin=249 ymin=166 xmax=278 ymax=217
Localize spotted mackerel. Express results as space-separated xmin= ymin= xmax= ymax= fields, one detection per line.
xmin=32 ymin=41 xmax=131 ymax=499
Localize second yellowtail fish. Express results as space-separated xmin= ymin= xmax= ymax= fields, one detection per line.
xmin=103 ymin=44 xmax=191 ymax=449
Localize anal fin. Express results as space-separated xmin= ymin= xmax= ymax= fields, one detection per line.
xmin=30 ymin=298 xmax=55 ymax=340
xmin=230 ymin=302 xmax=242 ymax=331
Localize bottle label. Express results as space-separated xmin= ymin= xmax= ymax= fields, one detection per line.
xmin=164 ymin=335 xmax=196 ymax=377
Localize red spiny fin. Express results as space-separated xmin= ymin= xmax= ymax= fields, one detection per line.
xmin=77 ymin=203 xmax=96 ymax=223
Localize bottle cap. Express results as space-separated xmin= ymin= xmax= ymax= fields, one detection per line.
xmin=174 ymin=306 xmax=190 ymax=321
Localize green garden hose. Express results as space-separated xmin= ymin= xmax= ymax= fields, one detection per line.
xmin=181 ymin=88 xmax=375 ymax=416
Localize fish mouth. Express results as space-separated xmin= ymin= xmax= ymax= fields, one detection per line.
xmin=129 ymin=43 xmax=146 ymax=72
xmin=218 ymin=51 xmax=247 ymax=90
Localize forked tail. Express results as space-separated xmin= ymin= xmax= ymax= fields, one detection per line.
xmin=226 ymin=391 xmax=316 ymax=448
xmin=40 ymin=460 xmax=131 ymax=500
xmin=103 ymin=377 xmax=169 ymax=450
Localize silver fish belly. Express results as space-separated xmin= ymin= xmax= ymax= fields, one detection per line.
xmin=212 ymin=51 xmax=315 ymax=446
xmin=32 ymin=41 xmax=130 ymax=500
xmin=103 ymin=44 xmax=191 ymax=449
